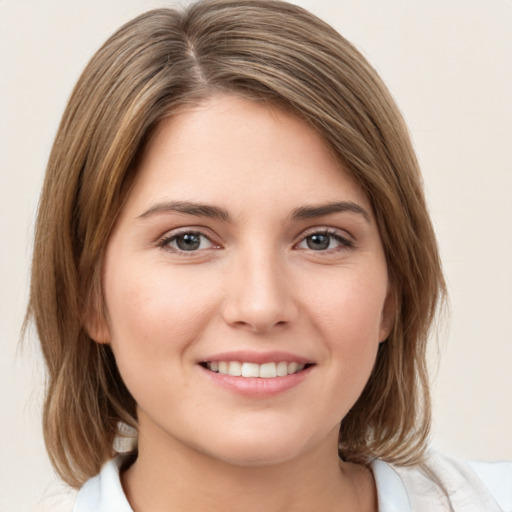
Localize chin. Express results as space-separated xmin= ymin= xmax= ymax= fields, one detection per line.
xmin=194 ymin=426 xmax=325 ymax=468
xmin=210 ymin=444 xmax=303 ymax=468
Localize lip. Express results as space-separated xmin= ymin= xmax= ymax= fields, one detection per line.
xmin=198 ymin=363 xmax=313 ymax=397
xmin=198 ymin=350 xmax=313 ymax=365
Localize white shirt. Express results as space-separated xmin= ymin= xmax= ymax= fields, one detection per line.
xmin=73 ymin=452 xmax=512 ymax=512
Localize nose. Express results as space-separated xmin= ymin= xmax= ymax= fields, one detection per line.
xmin=221 ymin=248 xmax=298 ymax=334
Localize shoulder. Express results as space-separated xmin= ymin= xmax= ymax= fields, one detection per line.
xmin=73 ymin=457 xmax=133 ymax=512
xmin=372 ymin=451 xmax=512 ymax=512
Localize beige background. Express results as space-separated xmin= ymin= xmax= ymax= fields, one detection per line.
xmin=1 ymin=1 xmax=511 ymax=510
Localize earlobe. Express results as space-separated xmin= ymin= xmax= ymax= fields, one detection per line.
xmin=84 ymin=290 xmax=111 ymax=344
xmin=85 ymin=312 xmax=111 ymax=344
xmin=379 ymin=288 xmax=396 ymax=343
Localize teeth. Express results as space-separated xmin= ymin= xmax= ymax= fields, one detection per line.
xmin=241 ymin=362 xmax=260 ymax=377
xmin=228 ymin=361 xmax=242 ymax=376
xmin=206 ymin=361 xmax=306 ymax=377
xmin=277 ymin=361 xmax=288 ymax=376
xmin=288 ymin=362 xmax=299 ymax=374
xmin=259 ymin=362 xmax=277 ymax=378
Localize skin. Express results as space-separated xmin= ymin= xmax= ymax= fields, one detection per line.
xmin=92 ymin=94 xmax=393 ymax=511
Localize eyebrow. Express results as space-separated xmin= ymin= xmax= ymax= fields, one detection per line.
xmin=290 ymin=201 xmax=371 ymax=223
xmin=138 ymin=201 xmax=231 ymax=222
xmin=138 ymin=200 xmax=371 ymax=223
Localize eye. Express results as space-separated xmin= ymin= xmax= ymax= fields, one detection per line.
xmin=296 ymin=230 xmax=353 ymax=252
xmin=159 ymin=231 xmax=217 ymax=252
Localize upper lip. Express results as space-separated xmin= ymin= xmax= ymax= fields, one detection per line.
xmin=199 ymin=350 xmax=313 ymax=365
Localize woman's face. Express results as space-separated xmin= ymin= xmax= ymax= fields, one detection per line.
xmin=94 ymin=94 xmax=393 ymax=466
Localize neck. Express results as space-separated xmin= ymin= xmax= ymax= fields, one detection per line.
xmin=121 ymin=426 xmax=376 ymax=512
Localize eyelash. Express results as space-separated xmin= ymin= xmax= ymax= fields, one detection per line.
xmin=295 ymin=229 xmax=353 ymax=253
xmin=157 ymin=230 xmax=217 ymax=254
xmin=156 ymin=228 xmax=354 ymax=254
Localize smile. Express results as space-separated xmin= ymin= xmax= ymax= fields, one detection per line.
xmin=204 ymin=361 xmax=307 ymax=378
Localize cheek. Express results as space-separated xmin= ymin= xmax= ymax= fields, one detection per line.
xmin=307 ymin=268 xmax=388 ymax=340
xmin=304 ymin=268 xmax=387 ymax=388
xmin=102 ymin=262 xmax=222 ymax=416
xmin=104 ymin=261 xmax=219 ymax=364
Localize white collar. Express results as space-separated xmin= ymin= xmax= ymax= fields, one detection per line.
xmin=73 ymin=456 xmax=132 ymax=512
xmin=73 ymin=452 xmax=510 ymax=512
xmin=73 ymin=456 xmax=410 ymax=512
xmin=371 ymin=458 xmax=412 ymax=511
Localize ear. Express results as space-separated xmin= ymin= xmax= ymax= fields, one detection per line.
xmin=379 ymin=287 xmax=396 ymax=343
xmin=84 ymin=283 xmax=111 ymax=344
xmin=85 ymin=310 xmax=111 ymax=344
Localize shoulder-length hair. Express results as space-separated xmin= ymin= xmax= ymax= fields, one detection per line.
xmin=27 ymin=0 xmax=445 ymax=488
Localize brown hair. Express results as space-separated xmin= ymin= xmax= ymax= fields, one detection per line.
xmin=27 ymin=0 xmax=445 ymax=488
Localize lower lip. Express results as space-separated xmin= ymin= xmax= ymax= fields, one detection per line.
xmin=198 ymin=365 xmax=313 ymax=397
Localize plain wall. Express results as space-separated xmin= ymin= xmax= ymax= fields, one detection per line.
xmin=1 ymin=1 xmax=511 ymax=510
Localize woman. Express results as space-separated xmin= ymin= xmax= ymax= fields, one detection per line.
xmin=26 ymin=0 xmax=511 ymax=510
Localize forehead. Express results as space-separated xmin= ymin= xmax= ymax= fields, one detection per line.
xmin=124 ymin=94 xmax=371 ymax=218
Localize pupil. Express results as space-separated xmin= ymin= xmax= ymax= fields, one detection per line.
xmin=307 ymin=234 xmax=329 ymax=250
xmin=177 ymin=233 xmax=200 ymax=251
